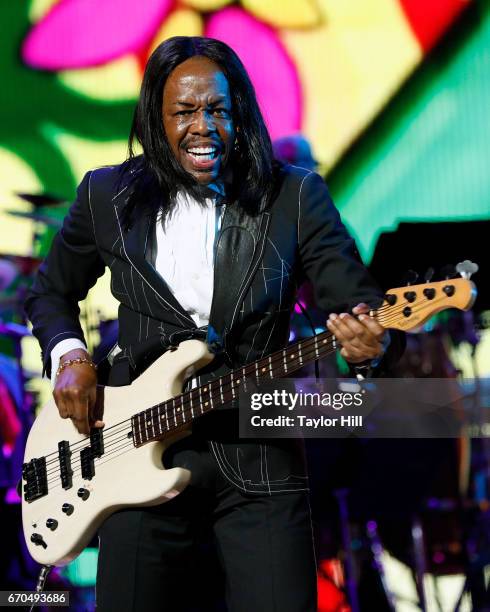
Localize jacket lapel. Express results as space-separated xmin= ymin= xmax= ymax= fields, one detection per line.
xmin=112 ymin=192 xmax=196 ymax=327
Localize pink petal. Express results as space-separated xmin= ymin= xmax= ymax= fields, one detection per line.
xmin=205 ymin=7 xmax=301 ymax=140
xmin=22 ymin=0 xmax=173 ymax=70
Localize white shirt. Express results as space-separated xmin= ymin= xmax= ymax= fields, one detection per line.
xmin=50 ymin=191 xmax=224 ymax=384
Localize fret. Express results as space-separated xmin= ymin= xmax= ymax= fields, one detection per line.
xmin=172 ymin=399 xmax=178 ymax=428
xmin=219 ymin=377 xmax=224 ymax=403
xmin=268 ymin=355 xmax=273 ymax=378
xmin=164 ymin=402 xmax=169 ymax=431
xmin=298 ymin=342 xmax=303 ymax=365
xmin=230 ymin=373 xmax=236 ymax=399
xmin=159 ymin=405 xmax=167 ymax=432
xmin=207 ymin=382 xmax=214 ymax=410
xmin=283 ymin=349 xmax=288 ymax=373
xmin=198 ymin=385 xmax=204 ymax=414
xmin=179 ymin=395 xmax=186 ymax=423
xmin=331 ymin=334 xmax=337 ymax=349
xmin=255 ymin=360 xmax=259 ymax=380
xmin=154 ymin=406 xmax=162 ymax=435
xmin=138 ymin=412 xmax=147 ymax=443
xmin=314 ymin=336 xmax=319 ymax=358
xmin=189 ymin=390 xmax=195 ymax=419
xmin=145 ymin=409 xmax=154 ymax=438
xmin=151 ymin=406 xmax=160 ymax=437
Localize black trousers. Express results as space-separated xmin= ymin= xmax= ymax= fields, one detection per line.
xmin=96 ymin=436 xmax=317 ymax=611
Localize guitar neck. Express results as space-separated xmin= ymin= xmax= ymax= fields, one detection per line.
xmin=131 ymin=276 xmax=477 ymax=447
xmin=131 ymin=324 xmax=348 ymax=446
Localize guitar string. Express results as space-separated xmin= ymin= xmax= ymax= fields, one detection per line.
xmin=375 ymin=293 xmax=451 ymax=326
xmin=39 ymin=292 xmax=423 ymax=466
xmin=131 ymin=292 xmax=453 ymax=438
xmin=43 ymin=333 xmax=340 ymax=482
xmin=41 ymin=290 xmax=454 ymax=483
xmin=44 ymin=293 xmax=428 ymax=490
xmin=44 ymin=345 xmax=339 ymax=488
xmin=44 ymin=286 xmax=449 ymax=488
xmin=42 ymin=295 xmax=457 ymax=491
xmin=42 ymin=291 xmax=435 ymax=484
xmin=42 ymin=291 xmax=442 ymax=481
xmin=42 ymin=325 xmax=346 ymax=470
xmin=43 ymin=335 xmax=342 ymax=486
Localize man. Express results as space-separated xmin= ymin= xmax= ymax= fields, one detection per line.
xmin=26 ymin=37 xmax=398 ymax=611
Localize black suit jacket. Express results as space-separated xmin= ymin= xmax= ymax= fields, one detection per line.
xmin=25 ymin=158 xmax=400 ymax=495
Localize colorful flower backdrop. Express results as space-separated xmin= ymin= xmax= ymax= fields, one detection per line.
xmin=0 ymin=0 xmax=476 ymax=318
xmin=3 ymin=1 xmax=470 ymax=209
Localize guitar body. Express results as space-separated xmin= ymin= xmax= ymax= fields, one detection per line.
xmin=22 ymin=339 xmax=214 ymax=566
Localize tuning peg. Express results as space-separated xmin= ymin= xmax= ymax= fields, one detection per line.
xmin=440 ymin=265 xmax=457 ymax=280
xmin=456 ymin=260 xmax=479 ymax=280
xmin=424 ymin=267 xmax=435 ymax=283
xmin=402 ymin=270 xmax=418 ymax=286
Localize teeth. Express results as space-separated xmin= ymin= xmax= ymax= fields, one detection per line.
xmin=187 ymin=147 xmax=216 ymax=155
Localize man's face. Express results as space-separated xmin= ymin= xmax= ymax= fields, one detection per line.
xmin=162 ymin=56 xmax=235 ymax=185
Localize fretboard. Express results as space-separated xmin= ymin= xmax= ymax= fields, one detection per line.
xmin=131 ymin=327 xmax=342 ymax=447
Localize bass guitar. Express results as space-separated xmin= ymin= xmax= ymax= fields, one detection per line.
xmin=22 ymin=274 xmax=477 ymax=566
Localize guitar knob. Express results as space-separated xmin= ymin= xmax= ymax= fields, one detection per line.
xmin=46 ymin=518 xmax=58 ymax=530
xmin=424 ymin=267 xmax=435 ymax=283
xmin=403 ymin=270 xmax=418 ymax=286
xmin=62 ymin=503 xmax=74 ymax=515
xmin=440 ymin=264 xmax=457 ymax=280
xmin=31 ymin=533 xmax=47 ymax=548
xmin=456 ymin=260 xmax=478 ymax=280
xmin=77 ymin=488 xmax=90 ymax=501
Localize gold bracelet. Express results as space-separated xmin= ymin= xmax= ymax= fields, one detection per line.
xmin=56 ymin=357 xmax=97 ymax=379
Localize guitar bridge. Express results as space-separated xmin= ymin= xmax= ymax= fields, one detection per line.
xmin=22 ymin=457 xmax=48 ymax=503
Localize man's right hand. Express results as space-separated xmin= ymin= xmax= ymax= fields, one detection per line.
xmin=53 ymin=348 xmax=103 ymax=435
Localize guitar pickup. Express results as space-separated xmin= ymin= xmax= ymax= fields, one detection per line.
xmin=90 ymin=428 xmax=104 ymax=458
xmin=22 ymin=457 xmax=48 ymax=502
xmin=80 ymin=447 xmax=95 ymax=480
xmin=58 ymin=440 xmax=73 ymax=490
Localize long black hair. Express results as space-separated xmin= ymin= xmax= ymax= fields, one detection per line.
xmin=121 ymin=36 xmax=276 ymax=227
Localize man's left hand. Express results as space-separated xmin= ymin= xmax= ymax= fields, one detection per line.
xmin=326 ymin=302 xmax=385 ymax=364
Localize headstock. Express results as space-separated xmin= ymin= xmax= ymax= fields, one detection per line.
xmin=378 ymin=274 xmax=477 ymax=332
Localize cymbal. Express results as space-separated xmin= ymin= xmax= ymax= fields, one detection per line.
xmin=16 ymin=193 xmax=65 ymax=207
xmin=6 ymin=210 xmax=63 ymax=229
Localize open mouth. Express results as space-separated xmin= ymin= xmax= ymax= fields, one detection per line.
xmin=185 ymin=145 xmax=220 ymax=170
xmin=186 ymin=146 xmax=219 ymax=164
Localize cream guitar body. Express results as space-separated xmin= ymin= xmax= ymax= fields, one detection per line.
xmin=22 ymin=340 xmax=213 ymax=566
